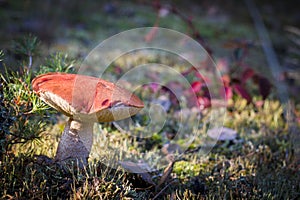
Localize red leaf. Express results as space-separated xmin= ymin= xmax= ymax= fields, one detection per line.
xmin=222 ymin=75 xmax=230 ymax=87
xmin=194 ymin=70 xmax=203 ymax=79
xmin=195 ymin=73 xmax=210 ymax=85
xmin=242 ymin=68 xmax=255 ymax=83
xmin=233 ymin=84 xmax=252 ymax=103
xmin=225 ymin=86 xmax=233 ymax=100
xmin=191 ymin=81 xmax=202 ymax=93
xmin=198 ymin=96 xmax=211 ymax=109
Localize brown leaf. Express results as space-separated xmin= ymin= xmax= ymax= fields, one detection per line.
xmin=119 ymin=161 xmax=155 ymax=186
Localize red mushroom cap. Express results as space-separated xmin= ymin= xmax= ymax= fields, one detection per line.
xmin=32 ymin=72 xmax=144 ymax=122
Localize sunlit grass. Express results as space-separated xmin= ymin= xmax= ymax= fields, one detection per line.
xmin=6 ymin=95 xmax=299 ymax=199
xmin=1 ymin=1 xmax=299 ymax=198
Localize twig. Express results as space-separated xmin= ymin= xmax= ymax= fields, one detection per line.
xmin=156 ymin=161 xmax=175 ymax=189
xmin=244 ymin=0 xmax=288 ymax=104
xmin=27 ymin=54 xmax=32 ymax=74
xmin=142 ymin=0 xmax=213 ymax=55
xmin=152 ymin=179 xmax=177 ymax=200
xmin=245 ymin=0 xmax=299 ymax=164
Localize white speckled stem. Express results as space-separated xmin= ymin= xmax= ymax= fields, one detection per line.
xmin=54 ymin=118 xmax=94 ymax=166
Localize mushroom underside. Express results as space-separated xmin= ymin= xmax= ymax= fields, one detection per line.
xmin=40 ymin=91 xmax=142 ymax=122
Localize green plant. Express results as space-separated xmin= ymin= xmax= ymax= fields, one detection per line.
xmin=37 ymin=52 xmax=75 ymax=75
xmin=0 ymin=2 xmax=299 ymax=198
xmin=12 ymin=34 xmax=40 ymax=71
xmin=0 ymin=36 xmax=77 ymax=157
xmin=0 ymin=68 xmax=51 ymax=156
xmin=0 ymin=50 xmax=4 ymax=62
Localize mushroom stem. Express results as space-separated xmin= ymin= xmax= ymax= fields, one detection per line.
xmin=55 ymin=118 xmax=94 ymax=165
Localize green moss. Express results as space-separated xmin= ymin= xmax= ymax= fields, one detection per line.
xmin=173 ymin=161 xmax=202 ymax=178
xmin=0 ymin=1 xmax=299 ymax=199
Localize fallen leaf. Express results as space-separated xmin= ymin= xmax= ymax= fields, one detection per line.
xmin=207 ymin=127 xmax=237 ymax=141
xmin=161 ymin=143 xmax=182 ymax=155
xmin=119 ymin=161 xmax=153 ymax=173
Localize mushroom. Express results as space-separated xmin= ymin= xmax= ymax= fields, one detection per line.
xmin=32 ymin=72 xmax=144 ymax=165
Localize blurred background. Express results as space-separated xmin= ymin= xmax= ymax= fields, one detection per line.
xmin=0 ymin=1 xmax=298 ymax=57
xmin=1 ymin=1 xmax=300 ymax=199
xmin=1 ymin=0 xmax=299 ymax=99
